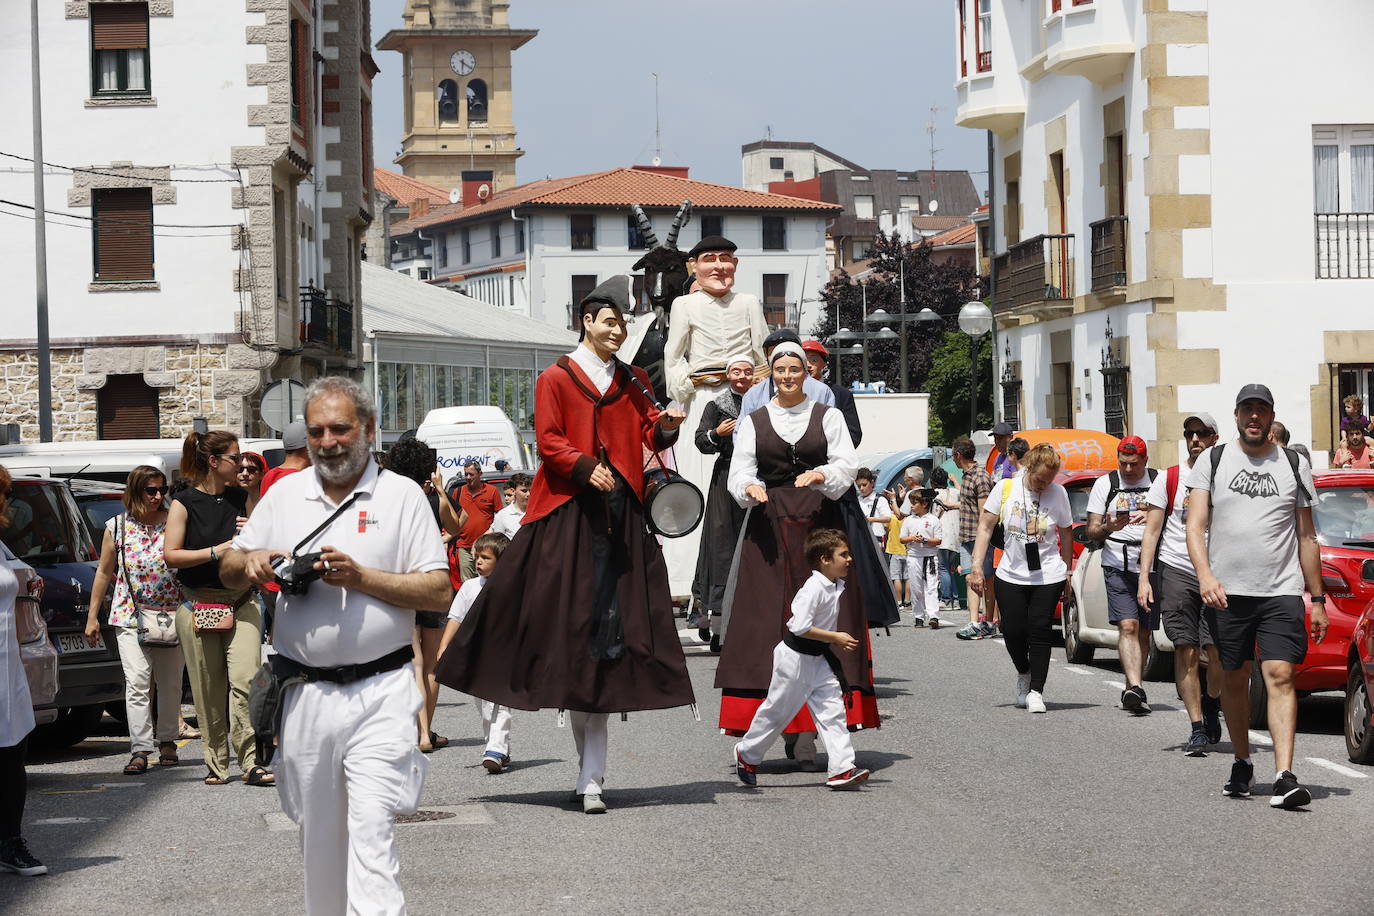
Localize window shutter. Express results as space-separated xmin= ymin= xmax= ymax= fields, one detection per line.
xmin=91 ymin=3 xmax=149 ymax=49
xmin=98 ymin=374 xmax=160 ymax=439
xmin=94 ymin=188 xmax=154 ymax=281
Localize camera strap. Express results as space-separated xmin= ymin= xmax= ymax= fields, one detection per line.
xmin=292 ymin=491 xmax=363 ymax=556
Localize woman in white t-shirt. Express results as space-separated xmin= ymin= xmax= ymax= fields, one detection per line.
xmin=968 ymin=444 xmax=1074 ymax=714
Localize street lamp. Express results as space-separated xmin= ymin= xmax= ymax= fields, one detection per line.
xmin=865 ymin=306 xmax=944 ymax=393
xmin=958 ymin=301 xmax=994 ymax=435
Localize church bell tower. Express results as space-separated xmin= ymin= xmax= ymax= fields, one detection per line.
xmin=377 ymin=0 xmax=537 ymax=192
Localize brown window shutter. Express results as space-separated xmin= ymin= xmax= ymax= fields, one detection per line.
xmin=94 ymin=188 xmax=154 ymax=281
xmin=98 ymin=374 xmax=160 ymax=440
xmin=91 ymin=3 xmax=150 ymax=49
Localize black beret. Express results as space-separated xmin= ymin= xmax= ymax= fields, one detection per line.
xmin=763 ymin=328 xmax=801 ymax=349
xmin=687 ymin=235 xmax=738 ymax=259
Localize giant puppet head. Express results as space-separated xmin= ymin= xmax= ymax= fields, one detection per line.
xmin=686 ymin=235 xmax=739 ymax=298
xmin=630 ymin=200 xmax=693 ymax=312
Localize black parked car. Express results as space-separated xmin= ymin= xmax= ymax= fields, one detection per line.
xmin=68 ymin=478 xmax=127 ymax=547
xmin=0 ymin=476 xmax=123 ymax=747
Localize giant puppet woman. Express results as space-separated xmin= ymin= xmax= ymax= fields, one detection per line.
xmin=435 ymin=276 xmax=695 ymax=812
xmin=714 ymin=342 xmax=881 ymax=737
xmin=660 ymin=236 xmax=769 ymax=599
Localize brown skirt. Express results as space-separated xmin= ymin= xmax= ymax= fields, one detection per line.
xmin=714 ymin=486 xmax=879 ymax=734
xmin=434 ymin=485 xmax=695 ymax=714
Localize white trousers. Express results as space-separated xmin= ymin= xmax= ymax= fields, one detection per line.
xmin=907 ymin=555 xmax=941 ymax=620
xmin=476 ymin=698 xmax=512 ymax=758
xmin=115 ymin=626 xmax=184 ymax=753
xmin=569 ymin=710 xmax=608 ymax=795
xmin=277 ymin=664 xmax=426 ymax=916
xmin=737 ymin=643 xmax=855 ymax=778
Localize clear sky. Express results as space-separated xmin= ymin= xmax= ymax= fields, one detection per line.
xmin=369 ymin=0 xmax=988 ymax=194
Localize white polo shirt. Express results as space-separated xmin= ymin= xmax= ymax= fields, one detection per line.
xmin=235 ymin=460 xmax=448 ymax=668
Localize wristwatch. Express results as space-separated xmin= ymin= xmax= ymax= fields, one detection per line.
xmin=1310 ymin=595 xmax=1326 ymax=604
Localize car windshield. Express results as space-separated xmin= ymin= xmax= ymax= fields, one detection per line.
xmin=80 ymin=497 xmax=125 ymax=540
xmin=1066 ymin=486 xmax=1095 ymax=525
xmin=1 ymin=482 xmax=95 ymax=562
xmin=1312 ymin=485 xmax=1374 ymax=546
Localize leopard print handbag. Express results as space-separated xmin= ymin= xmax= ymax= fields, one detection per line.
xmin=191 ymin=603 xmax=235 ymax=632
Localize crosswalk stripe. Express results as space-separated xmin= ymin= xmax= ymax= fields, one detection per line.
xmin=1306 ymin=757 xmax=1370 ymax=779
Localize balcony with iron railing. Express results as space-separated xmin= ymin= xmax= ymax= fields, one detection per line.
xmin=1316 ymin=213 xmax=1373 ymax=279
xmin=1089 ymin=216 xmax=1127 ymax=291
xmin=1043 ymin=0 xmax=1134 ymax=83
xmin=992 ymin=234 xmax=1075 ymax=315
xmin=300 ymin=286 xmax=355 ymax=353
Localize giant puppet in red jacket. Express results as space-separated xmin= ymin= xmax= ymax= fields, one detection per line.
xmin=436 ymin=275 xmax=696 ymax=731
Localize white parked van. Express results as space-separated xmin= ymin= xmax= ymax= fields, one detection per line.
xmin=0 ymin=437 xmax=284 ymax=485
xmin=415 ymin=407 xmax=530 ymax=473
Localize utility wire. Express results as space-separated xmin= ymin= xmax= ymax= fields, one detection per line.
xmin=0 ymin=198 xmax=241 ymax=229
xmin=0 ymin=150 xmax=243 ymax=183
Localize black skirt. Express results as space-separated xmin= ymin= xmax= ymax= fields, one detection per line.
xmin=434 ymin=483 xmax=695 ymax=714
xmin=692 ymin=455 xmax=746 ymax=614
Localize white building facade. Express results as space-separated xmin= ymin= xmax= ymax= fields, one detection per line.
xmin=955 ymin=0 xmax=1374 ymax=466
xmin=0 ymin=0 xmax=374 ymax=441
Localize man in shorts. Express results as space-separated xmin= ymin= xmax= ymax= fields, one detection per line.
xmin=1186 ymin=384 xmax=1326 ymax=809
xmin=953 ymin=437 xmax=997 ymax=639
xmin=1137 ymin=413 xmax=1223 ymax=754
xmin=1084 ymin=436 xmax=1158 ymax=713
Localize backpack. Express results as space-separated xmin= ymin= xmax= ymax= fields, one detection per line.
xmin=1101 ymin=468 xmax=1159 ymax=569
xmin=1207 ymin=443 xmax=1313 ymax=506
xmin=1165 ymin=464 xmax=1182 ymax=514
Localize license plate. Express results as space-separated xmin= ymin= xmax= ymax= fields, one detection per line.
xmin=56 ymin=633 xmax=104 ymax=654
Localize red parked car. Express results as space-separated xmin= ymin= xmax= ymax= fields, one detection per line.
xmin=1347 ymin=595 xmax=1374 ymax=764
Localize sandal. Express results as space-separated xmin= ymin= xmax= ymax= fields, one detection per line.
xmin=123 ymin=752 xmax=150 ymax=775
xmin=179 ymin=722 xmax=201 ymax=740
xmin=245 ymin=765 xmax=276 ymax=787
xmin=157 ymin=742 xmax=179 ymax=767
xmin=429 ymin=731 xmax=450 ymax=750
xmin=203 ymin=771 xmax=231 ymax=786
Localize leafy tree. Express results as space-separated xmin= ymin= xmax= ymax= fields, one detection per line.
xmin=925 ymin=327 xmax=994 ymax=444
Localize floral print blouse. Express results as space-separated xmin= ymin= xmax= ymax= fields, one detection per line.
xmin=105 ymin=514 xmax=183 ymax=627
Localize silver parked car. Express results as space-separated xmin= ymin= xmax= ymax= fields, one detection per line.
xmin=1 ymin=540 xmax=59 ymax=723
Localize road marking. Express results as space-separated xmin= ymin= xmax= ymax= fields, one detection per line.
xmin=1248 ymin=730 xmax=1274 ymax=747
xmin=31 ymin=816 xmax=109 ymax=826
xmin=1104 ymin=680 xmax=1126 ymax=690
xmin=1306 ymin=757 xmax=1370 ymax=780
xmin=1060 ymin=666 xmax=1092 ymax=676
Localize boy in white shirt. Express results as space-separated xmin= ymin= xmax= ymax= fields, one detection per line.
xmin=900 ymin=489 xmax=943 ymax=628
xmin=733 ymin=529 xmax=871 ymax=791
xmin=488 ymin=473 xmax=531 ymax=541
xmin=439 ymin=531 xmax=512 ymax=773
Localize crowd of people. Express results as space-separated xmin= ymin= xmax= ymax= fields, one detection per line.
xmin=0 ymin=235 xmax=1343 ymax=904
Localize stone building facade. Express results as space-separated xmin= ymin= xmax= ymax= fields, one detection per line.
xmin=0 ymin=0 xmax=374 ymax=442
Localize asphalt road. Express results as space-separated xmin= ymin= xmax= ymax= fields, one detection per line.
xmin=8 ymin=617 xmax=1372 ymax=915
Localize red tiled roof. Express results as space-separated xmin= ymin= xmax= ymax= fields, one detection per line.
xmin=926 ymin=222 xmax=977 ymax=247
xmin=374 ymin=168 xmax=451 ymax=207
xmin=394 ymin=167 xmax=840 ymax=233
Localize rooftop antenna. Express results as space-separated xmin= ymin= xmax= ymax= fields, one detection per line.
xmin=651 ymin=73 xmax=662 ymax=166
xmin=926 ymin=105 xmax=943 ymax=202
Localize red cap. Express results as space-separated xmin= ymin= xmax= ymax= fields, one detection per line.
xmin=801 ymin=339 xmax=829 ymax=359
xmin=1118 ymin=435 xmax=1148 ymax=458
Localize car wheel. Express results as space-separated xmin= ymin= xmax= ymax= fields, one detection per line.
xmin=104 ymin=701 xmax=128 ymax=723
xmin=1143 ymin=639 xmax=1173 ymax=682
xmin=31 ymin=704 xmax=105 ymax=750
xmin=1345 ymin=664 xmax=1374 ymax=765
xmin=1062 ymin=592 xmax=1094 ymax=664
xmin=1247 ymin=663 xmax=1268 ymax=730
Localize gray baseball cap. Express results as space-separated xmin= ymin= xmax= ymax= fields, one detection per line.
xmin=282 ymin=419 xmax=308 ymax=450
xmin=1235 ymin=384 xmax=1274 ymax=407
xmin=1183 ymin=411 xmax=1218 ymax=433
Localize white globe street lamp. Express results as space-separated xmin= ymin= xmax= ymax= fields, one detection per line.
xmin=958 ymin=301 xmax=994 ymax=435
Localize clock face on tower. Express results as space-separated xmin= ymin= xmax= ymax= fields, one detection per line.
xmin=450 ymin=49 xmax=476 ymax=75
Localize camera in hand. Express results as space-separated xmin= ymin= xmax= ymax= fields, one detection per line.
xmin=273 ymin=551 xmax=326 ymax=595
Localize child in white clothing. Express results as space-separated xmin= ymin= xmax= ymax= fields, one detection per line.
xmin=733 ymin=529 xmax=871 ymax=791
xmin=899 ymin=489 xmax=942 ymax=628
xmin=440 ymin=531 xmax=512 ymax=773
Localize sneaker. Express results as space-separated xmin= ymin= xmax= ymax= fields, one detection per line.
xmin=582 ymin=792 xmax=607 ymax=814
xmin=1222 ymin=758 xmax=1255 ymax=798
xmin=1121 ymin=685 xmax=1151 ymax=714
xmin=1202 ymin=695 xmax=1223 ymax=745
xmin=912 ymin=616 xmax=927 ymax=628
xmin=1269 ymin=771 xmax=1312 ymax=809
xmin=734 ymin=745 xmax=757 ymax=787
xmin=928 ymin=616 xmax=941 ymax=630
xmin=825 ymin=767 xmax=870 ymax=790
xmin=1026 ymin=690 xmax=1047 ymax=714
xmin=979 ymin=621 xmax=999 ymax=639
xmin=481 ymin=750 xmax=508 ymax=774
xmin=1185 ymin=729 xmax=1209 ymax=757
xmin=1015 ymin=672 xmax=1032 ymax=708
xmin=0 ymin=837 xmax=47 ymax=877
xmin=955 ymin=622 xmax=980 ymax=640
xmin=697 ymin=626 xmax=711 ymax=643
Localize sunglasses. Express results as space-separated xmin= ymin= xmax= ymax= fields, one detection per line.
xmin=142 ymin=486 xmax=169 ymax=496
xmin=1183 ymin=428 xmax=1215 ymax=439
xmin=215 ymin=453 xmax=243 ymax=463
xmin=239 ymin=464 xmax=262 ymax=474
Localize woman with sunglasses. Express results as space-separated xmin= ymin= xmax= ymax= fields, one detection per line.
xmin=85 ymin=466 xmax=186 ymax=775
xmin=237 ymin=452 xmax=267 ymax=515
xmin=164 ymin=430 xmax=272 ymax=787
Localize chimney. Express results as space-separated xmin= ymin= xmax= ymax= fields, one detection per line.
xmin=632 ymin=165 xmax=690 ymax=179
xmin=460 ymin=170 xmax=495 ymax=208
xmin=409 ymin=197 xmax=429 ymax=218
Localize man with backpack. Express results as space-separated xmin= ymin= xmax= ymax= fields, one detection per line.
xmin=1136 ymin=413 xmax=1223 ymax=756
xmin=1186 ymin=384 xmax=1326 ymax=809
xmin=1084 ymin=436 xmax=1158 ymax=714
